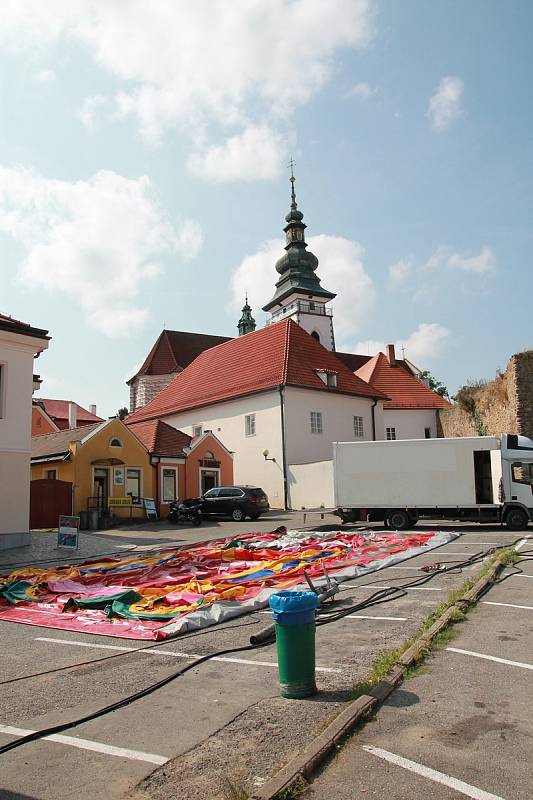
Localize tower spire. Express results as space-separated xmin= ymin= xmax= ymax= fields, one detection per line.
xmin=237 ymin=296 xmax=256 ymax=336
xmin=288 ymin=157 xmax=297 ymax=210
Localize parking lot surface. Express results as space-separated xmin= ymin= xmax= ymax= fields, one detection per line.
xmin=0 ymin=519 xmax=525 ymax=800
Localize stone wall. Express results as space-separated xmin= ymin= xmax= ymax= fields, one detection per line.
xmin=439 ymin=349 xmax=533 ymax=439
xmin=129 ymin=372 xmax=178 ymax=412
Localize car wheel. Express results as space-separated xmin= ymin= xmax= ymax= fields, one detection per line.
xmin=231 ymin=507 xmax=244 ymax=522
xmin=505 ymin=507 xmax=529 ymax=531
xmin=387 ymin=509 xmax=411 ymax=530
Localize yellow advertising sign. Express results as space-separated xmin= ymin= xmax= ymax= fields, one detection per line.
xmin=108 ymin=496 xmax=132 ymax=507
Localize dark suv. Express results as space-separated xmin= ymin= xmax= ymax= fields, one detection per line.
xmin=201 ymin=486 xmax=269 ymax=522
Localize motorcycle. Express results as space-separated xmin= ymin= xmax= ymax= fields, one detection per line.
xmin=167 ymin=497 xmax=203 ymax=526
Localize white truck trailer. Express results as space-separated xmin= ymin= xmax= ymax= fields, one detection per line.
xmin=333 ymin=433 xmax=533 ymax=530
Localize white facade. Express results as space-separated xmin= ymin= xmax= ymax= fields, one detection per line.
xmin=382 ymin=409 xmax=438 ymax=441
xmin=266 ymin=295 xmax=335 ymax=350
xmin=164 ymin=387 xmax=385 ymax=509
xmin=0 ymin=327 xmax=49 ymax=548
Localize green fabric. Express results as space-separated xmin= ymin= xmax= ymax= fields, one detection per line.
xmin=0 ymin=580 xmax=36 ymax=604
xmin=109 ymin=599 xmax=180 ymax=620
xmin=63 ymin=589 xmax=141 ymax=613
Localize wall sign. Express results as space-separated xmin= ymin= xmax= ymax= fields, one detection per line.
xmin=57 ymin=515 xmax=80 ymax=549
xmin=113 ymin=467 xmax=124 ymax=486
xmin=108 ymin=496 xmax=132 ymax=507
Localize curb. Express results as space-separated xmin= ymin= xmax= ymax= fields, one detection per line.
xmin=251 ymin=555 xmax=506 ymax=800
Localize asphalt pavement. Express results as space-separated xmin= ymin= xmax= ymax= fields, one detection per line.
xmin=0 ymin=519 xmax=525 ymax=800
xmin=302 ymin=535 xmax=533 ymax=800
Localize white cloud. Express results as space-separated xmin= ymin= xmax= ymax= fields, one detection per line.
xmin=0 ymin=1 xmax=374 ymax=175
xmin=0 ymin=166 xmax=202 ymax=337
xmin=388 ymin=257 xmax=413 ymax=286
xmin=230 ymin=234 xmax=375 ymax=341
xmin=33 ymin=68 xmax=55 ymax=82
xmin=345 ymin=81 xmax=375 ymax=99
xmin=447 ymin=245 xmax=496 ymax=273
xmin=78 ymin=94 xmax=109 ymax=129
xmin=427 ymin=75 xmax=463 ymax=131
xmin=188 ymin=125 xmax=288 ymax=182
xmin=351 ymin=323 xmax=450 ymax=367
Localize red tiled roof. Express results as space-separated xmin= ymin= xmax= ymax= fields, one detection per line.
xmin=39 ymin=399 xmax=104 ymax=423
xmin=335 ymin=351 xmax=371 ymax=372
xmin=128 ymin=419 xmax=191 ymax=457
xmin=129 ymin=330 xmax=232 ymax=382
xmin=126 ymin=320 xmax=387 ymax=424
xmin=355 ymin=352 xmax=452 ymax=410
xmin=0 ymin=312 xmax=50 ymax=340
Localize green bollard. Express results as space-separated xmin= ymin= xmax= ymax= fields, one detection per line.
xmin=269 ymin=590 xmax=319 ymax=699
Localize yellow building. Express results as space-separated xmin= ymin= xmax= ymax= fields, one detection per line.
xmin=31 ymin=418 xmax=153 ymax=523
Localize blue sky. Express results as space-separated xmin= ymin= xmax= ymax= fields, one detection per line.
xmin=0 ymin=0 xmax=531 ymax=417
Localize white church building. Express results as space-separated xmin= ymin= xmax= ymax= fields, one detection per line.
xmin=126 ymin=175 xmax=449 ymax=507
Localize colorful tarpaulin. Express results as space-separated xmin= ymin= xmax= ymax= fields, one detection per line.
xmin=0 ymin=527 xmax=456 ymax=640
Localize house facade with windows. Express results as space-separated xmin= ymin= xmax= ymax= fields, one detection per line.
xmin=126 ymin=319 xmax=387 ymax=509
xmin=0 ymin=312 xmax=50 ymax=549
xmin=127 ymin=420 xmax=233 ymax=515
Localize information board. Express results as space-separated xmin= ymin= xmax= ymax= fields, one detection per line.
xmin=57 ymin=515 xmax=80 ymax=549
xmin=143 ymin=498 xmax=158 ymax=519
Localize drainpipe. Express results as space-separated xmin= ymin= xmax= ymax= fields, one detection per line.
xmin=278 ymin=385 xmax=289 ymax=510
xmin=371 ymin=398 xmax=378 ymax=441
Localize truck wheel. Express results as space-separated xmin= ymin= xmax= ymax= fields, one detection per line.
xmin=505 ymin=508 xmax=529 ymax=531
xmin=387 ymin=510 xmax=411 ymax=530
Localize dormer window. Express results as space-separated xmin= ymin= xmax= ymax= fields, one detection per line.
xmin=316 ymin=369 xmax=337 ymax=388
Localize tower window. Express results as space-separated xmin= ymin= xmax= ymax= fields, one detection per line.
xmin=311 ymin=331 xmax=320 ymax=343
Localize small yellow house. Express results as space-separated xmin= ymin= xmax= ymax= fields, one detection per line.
xmin=31 ymin=418 xmax=153 ymax=521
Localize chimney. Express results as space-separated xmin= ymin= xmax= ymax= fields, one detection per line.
xmin=90 ymin=404 xmax=97 ymax=416
xmin=386 ymin=344 xmax=396 ymax=366
xmin=68 ymin=401 xmax=77 ymax=429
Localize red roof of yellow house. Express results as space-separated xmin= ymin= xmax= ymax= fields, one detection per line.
xmin=128 ymin=419 xmax=191 ymax=457
xmin=127 ymin=319 xmax=387 ymax=424
xmin=356 ymin=352 xmax=452 ymax=410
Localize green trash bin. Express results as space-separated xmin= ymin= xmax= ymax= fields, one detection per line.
xmin=269 ymin=590 xmax=318 ymax=699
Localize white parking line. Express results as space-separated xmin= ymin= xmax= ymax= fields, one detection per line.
xmin=363 ymin=744 xmax=504 ymax=800
xmin=513 ymin=574 xmax=533 ymax=579
xmin=516 ymin=535 xmax=531 ymax=551
xmin=35 ymin=637 xmax=341 ymax=674
xmin=344 ymin=584 xmax=443 ymax=592
xmin=483 ymin=601 xmax=533 ymax=611
xmin=447 ymin=647 xmax=533 ymax=671
xmin=0 ymin=724 xmax=168 ymax=765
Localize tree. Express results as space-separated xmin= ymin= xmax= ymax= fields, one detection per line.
xmin=117 ymin=407 xmax=129 ymax=420
xmin=419 ymin=370 xmax=449 ymax=399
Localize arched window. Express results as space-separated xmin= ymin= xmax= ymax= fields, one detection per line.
xmin=110 ymin=438 xmax=123 ymax=447
xmin=311 ymin=331 xmax=320 ymax=343
xmin=204 ymin=451 xmax=215 ymax=459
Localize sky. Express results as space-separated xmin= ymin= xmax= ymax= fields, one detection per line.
xmin=1 ymin=0 xmax=532 ymax=417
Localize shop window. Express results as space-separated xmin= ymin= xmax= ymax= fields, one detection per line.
xmin=386 ymin=427 xmax=396 ymax=440
xmin=110 ymin=437 xmax=123 ymax=447
xmin=126 ymin=468 xmax=142 ymax=503
xmin=162 ymin=468 xmax=177 ymax=502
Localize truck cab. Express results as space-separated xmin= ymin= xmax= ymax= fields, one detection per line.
xmin=500 ymin=434 xmax=533 ymax=529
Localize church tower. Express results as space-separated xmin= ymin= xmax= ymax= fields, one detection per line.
xmin=237 ymin=295 xmax=256 ymax=336
xmin=262 ymin=163 xmax=336 ymax=350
